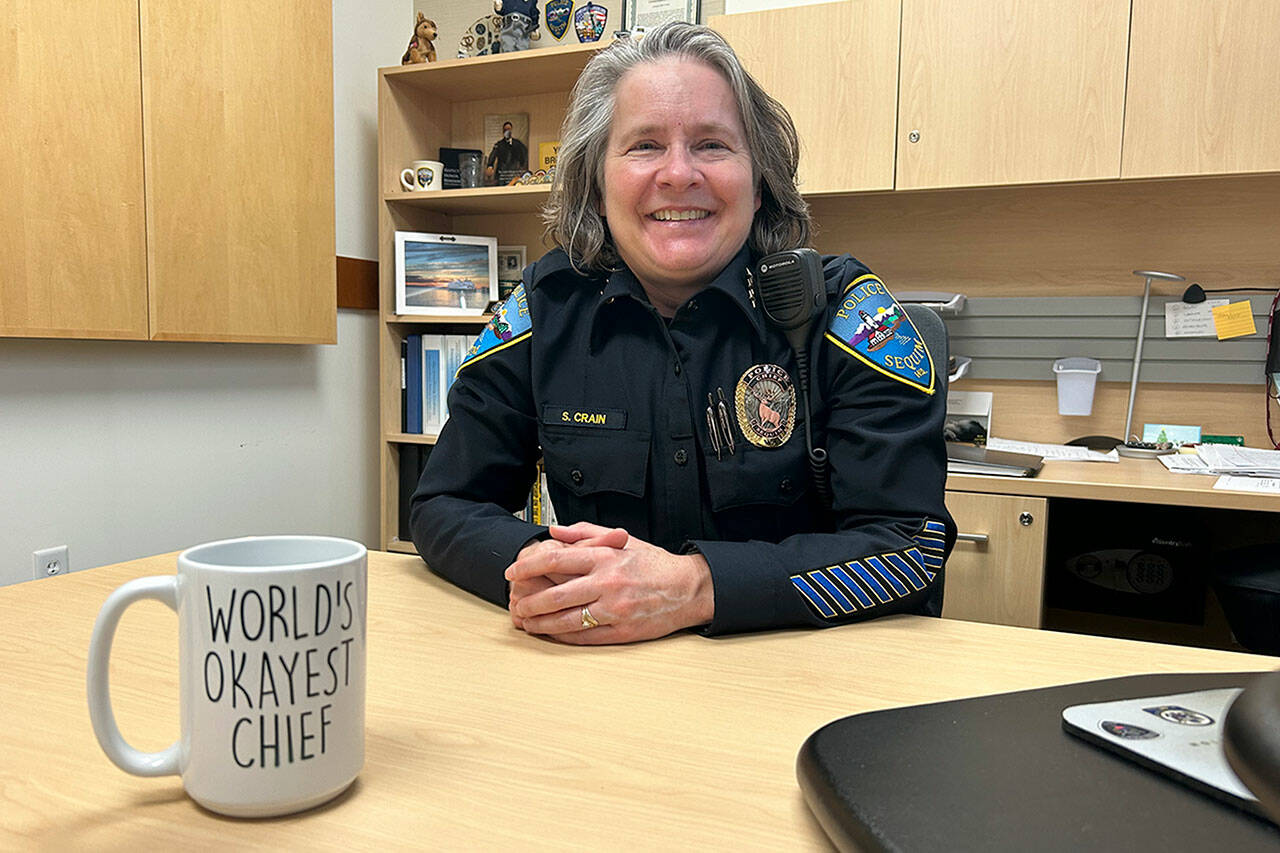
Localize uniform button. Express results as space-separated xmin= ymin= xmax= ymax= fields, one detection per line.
xmin=570 ymin=469 xmax=584 ymax=485
xmin=780 ymin=478 xmax=793 ymax=494
xmin=674 ymin=361 xmax=682 ymax=376
xmin=674 ymin=449 xmax=688 ymax=466
xmin=688 ymin=299 xmax=699 ymax=312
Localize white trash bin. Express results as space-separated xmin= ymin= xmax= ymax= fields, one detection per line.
xmin=1053 ymin=357 xmax=1102 ymax=416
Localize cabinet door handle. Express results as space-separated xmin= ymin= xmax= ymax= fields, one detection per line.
xmin=955 ymin=532 xmax=988 ymax=544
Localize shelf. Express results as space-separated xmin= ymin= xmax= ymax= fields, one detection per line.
xmin=387 ymin=433 xmax=439 ymax=445
xmin=386 ymin=539 xmax=419 ymax=556
xmin=385 ymin=184 xmax=551 ymax=215
xmin=386 ymin=313 xmax=492 ymax=325
xmin=380 ymin=42 xmax=606 ymax=100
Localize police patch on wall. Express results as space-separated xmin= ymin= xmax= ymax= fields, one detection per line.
xmin=735 ymin=364 xmax=796 ymax=448
xmin=457 ymin=283 xmax=531 ymax=374
xmin=826 ymin=274 xmax=935 ymax=395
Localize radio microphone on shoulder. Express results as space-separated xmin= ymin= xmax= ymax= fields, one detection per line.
xmin=754 ymin=248 xmax=831 ymax=504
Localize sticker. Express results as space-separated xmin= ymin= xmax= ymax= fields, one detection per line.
xmin=574 ymin=2 xmax=607 ymax=42
xmin=734 ymin=364 xmax=795 ymax=448
xmin=457 ymin=283 xmax=531 ymax=373
xmin=1143 ymin=705 xmax=1215 ymax=726
xmin=1100 ymin=721 xmax=1160 ymax=740
xmin=545 ymin=0 xmax=572 ymax=40
xmin=826 ymin=275 xmax=934 ymax=394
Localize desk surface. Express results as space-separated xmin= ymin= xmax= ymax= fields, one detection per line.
xmin=948 ymin=456 xmax=1280 ymax=511
xmin=1 ymin=551 xmax=1273 ymax=849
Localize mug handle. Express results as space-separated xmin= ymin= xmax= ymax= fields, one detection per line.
xmin=400 ymin=168 xmax=417 ymax=191
xmin=86 ymin=575 xmax=181 ymax=777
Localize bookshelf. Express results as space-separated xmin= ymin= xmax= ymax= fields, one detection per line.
xmin=376 ymin=43 xmax=609 ymax=553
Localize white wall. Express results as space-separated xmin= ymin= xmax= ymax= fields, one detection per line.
xmin=0 ymin=1 xmax=410 ymax=585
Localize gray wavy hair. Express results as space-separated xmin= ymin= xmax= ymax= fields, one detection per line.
xmin=541 ymin=21 xmax=810 ymax=275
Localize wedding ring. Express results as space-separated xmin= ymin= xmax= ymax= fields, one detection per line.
xmin=580 ymin=606 xmax=600 ymax=629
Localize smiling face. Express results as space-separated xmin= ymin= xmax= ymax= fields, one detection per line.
xmin=601 ymin=58 xmax=760 ymax=311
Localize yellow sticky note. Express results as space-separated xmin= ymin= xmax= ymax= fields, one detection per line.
xmin=1212 ymin=301 xmax=1257 ymax=340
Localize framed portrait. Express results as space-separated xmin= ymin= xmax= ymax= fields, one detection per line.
xmin=626 ymin=0 xmax=700 ymax=30
xmin=497 ymin=245 xmax=527 ymax=278
xmin=395 ymin=231 xmax=498 ymax=316
xmin=482 ymin=113 xmax=530 ymax=186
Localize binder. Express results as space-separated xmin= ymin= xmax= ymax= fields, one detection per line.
xmin=404 ymin=334 xmax=422 ymax=434
xmin=946 ymin=441 xmax=1042 ymax=477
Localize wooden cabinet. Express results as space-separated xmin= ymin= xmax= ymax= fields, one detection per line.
xmin=708 ymin=0 xmax=901 ymax=193
xmin=1 ymin=1 xmax=149 ymax=340
xmin=1 ymin=0 xmax=335 ymax=343
xmin=942 ymin=491 xmax=1048 ymax=628
xmin=141 ymin=1 xmax=335 ymax=343
xmin=1123 ymin=0 xmax=1280 ymax=179
xmin=896 ymin=0 xmax=1129 ymax=190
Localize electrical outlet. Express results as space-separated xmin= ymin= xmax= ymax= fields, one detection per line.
xmin=32 ymin=546 xmax=70 ymax=580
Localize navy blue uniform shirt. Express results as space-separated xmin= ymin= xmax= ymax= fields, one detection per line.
xmin=410 ymin=245 xmax=955 ymax=634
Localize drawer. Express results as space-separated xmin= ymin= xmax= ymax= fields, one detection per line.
xmin=943 ymin=491 xmax=1049 ymax=628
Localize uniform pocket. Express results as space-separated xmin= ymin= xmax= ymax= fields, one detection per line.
xmin=704 ymin=443 xmax=808 ymax=511
xmin=541 ymin=428 xmax=651 ymax=498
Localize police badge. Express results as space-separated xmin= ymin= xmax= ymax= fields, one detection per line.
xmin=735 ymin=364 xmax=796 ymax=448
xmin=545 ymin=0 xmax=572 ymax=40
xmin=574 ymin=2 xmax=608 ymax=42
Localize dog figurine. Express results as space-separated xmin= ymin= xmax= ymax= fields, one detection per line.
xmin=401 ymin=12 xmax=438 ymax=64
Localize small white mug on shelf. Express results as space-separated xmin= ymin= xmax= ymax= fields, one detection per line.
xmin=86 ymin=535 xmax=368 ymax=818
xmin=400 ymin=159 xmax=443 ymax=192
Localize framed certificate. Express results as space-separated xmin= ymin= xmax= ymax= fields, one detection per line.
xmin=626 ymin=0 xmax=699 ymax=30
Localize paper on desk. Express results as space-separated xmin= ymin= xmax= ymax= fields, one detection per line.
xmin=985 ymin=437 xmax=1119 ymax=462
xmin=1158 ymin=452 xmax=1214 ymax=474
xmin=1213 ymin=475 xmax=1280 ymax=494
xmin=1164 ymin=299 xmax=1227 ymax=338
xmin=1197 ymin=444 xmax=1280 ymax=477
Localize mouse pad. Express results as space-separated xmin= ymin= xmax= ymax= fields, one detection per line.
xmin=797 ymin=672 xmax=1280 ymax=852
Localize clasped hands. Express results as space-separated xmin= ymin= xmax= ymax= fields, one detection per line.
xmin=505 ymin=522 xmax=714 ymax=644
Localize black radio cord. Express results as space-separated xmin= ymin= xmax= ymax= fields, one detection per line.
xmin=794 ymin=347 xmax=831 ymax=507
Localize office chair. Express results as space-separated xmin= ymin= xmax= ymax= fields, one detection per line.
xmin=903 ymin=303 xmax=950 ymax=396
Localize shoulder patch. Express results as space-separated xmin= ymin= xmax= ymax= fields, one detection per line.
xmin=457 ymin=283 xmax=532 ymax=374
xmin=825 ymin=275 xmax=935 ymax=395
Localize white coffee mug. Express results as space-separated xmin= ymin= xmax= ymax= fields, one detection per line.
xmin=87 ymin=535 xmax=368 ymax=818
xmin=400 ymin=159 xmax=443 ymax=191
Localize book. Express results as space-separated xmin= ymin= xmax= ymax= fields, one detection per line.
xmin=404 ymin=334 xmax=422 ymax=434
xmin=397 ymin=444 xmax=422 ymax=541
xmin=946 ymin=442 xmax=1043 ymax=477
xmin=400 ymin=339 xmax=408 ymax=433
xmin=421 ymin=335 xmax=445 ymax=436
xmin=442 ymin=334 xmax=471 ymax=422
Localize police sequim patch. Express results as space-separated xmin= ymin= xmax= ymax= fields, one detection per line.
xmin=735 ymin=363 xmax=796 ymax=448
xmin=826 ymin=275 xmax=934 ymax=394
xmin=457 ymin=283 xmax=531 ymax=374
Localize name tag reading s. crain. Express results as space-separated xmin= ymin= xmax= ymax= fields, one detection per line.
xmin=542 ymin=406 xmax=627 ymax=429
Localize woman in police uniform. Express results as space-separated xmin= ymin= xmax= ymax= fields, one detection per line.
xmin=410 ymin=22 xmax=954 ymax=643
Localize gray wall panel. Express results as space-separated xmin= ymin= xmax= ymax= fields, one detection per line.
xmin=943 ymin=294 xmax=1275 ymax=384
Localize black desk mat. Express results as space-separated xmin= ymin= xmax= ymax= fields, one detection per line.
xmin=797 ymin=672 xmax=1280 ymax=851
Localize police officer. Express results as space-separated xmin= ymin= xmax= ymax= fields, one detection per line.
xmin=411 ymin=22 xmax=955 ymax=644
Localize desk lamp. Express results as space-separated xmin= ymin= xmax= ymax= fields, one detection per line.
xmin=1068 ymin=270 xmax=1184 ymax=455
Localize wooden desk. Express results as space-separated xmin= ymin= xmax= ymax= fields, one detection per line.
xmin=948 ymin=456 xmax=1280 ymax=513
xmin=941 ymin=457 xmax=1280 ymax=632
xmin=1 ymin=551 xmax=1273 ymax=849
